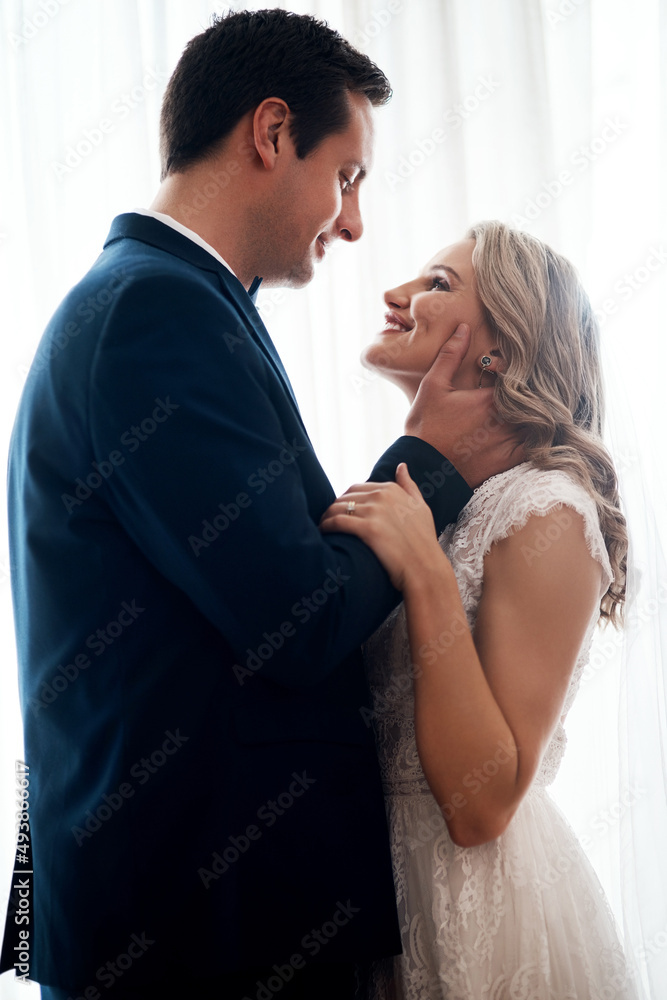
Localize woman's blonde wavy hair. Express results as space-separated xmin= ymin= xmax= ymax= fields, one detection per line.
xmin=466 ymin=220 xmax=627 ymax=624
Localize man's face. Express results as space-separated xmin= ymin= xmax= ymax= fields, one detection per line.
xmin=259 ymin=91 xmax=375 ymax=288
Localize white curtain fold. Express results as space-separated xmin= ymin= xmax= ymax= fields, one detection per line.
xmin=0 ymin=2 xmax=665 ymax=998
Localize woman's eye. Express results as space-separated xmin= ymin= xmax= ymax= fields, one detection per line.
xmin=340 ymin=175 xmax=353 ymax=193
xmin=430 ymin=276 xmax=451 ymax=291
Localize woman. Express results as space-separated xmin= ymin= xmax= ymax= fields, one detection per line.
xmin=321 ymin=222 xmax=642 ymax=999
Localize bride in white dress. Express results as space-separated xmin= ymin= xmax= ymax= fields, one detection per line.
xmin=321 ymin=222 xmax=642 ymax=999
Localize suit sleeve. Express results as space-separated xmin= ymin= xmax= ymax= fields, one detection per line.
xmin=88 ymin=270 xmax=470 ymax=687
xmin=369 ymin=436 xmax=472 ymax=531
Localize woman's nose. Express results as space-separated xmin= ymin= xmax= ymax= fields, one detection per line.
xmin=384 ymin=285 xmax=410 ymax=309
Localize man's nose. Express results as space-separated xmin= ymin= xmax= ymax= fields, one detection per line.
xmin=335 ymin=191 xmax=363 ymax=243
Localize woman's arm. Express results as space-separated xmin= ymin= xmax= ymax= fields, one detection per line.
xmin=321 ymin=464 xmax=602 ymax=847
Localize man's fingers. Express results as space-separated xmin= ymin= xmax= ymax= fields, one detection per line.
xmin=425 ymin=323 xmax=470 ymax=388
xmin=446 ymin=322 xmax=471 ymax=348
xmin=439 ymin=322 xmax=470 ymax=360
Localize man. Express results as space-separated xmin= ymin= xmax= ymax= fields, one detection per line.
xmin=0 ymin=10 xmax=514 ymax=999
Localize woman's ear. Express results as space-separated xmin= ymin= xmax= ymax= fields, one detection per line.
xmin=488 ymin=347 xmax=507 ymax=375
xmin=476 ymin=347 xmax=507 ymax=388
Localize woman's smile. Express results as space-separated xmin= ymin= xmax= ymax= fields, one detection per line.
xmin=364 ymin=239 xmax=497 ymax=398
xmin=381 ymin=309 xmax=414 ymax=333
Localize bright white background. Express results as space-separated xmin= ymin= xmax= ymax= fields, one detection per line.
xmin=0 ymin=0 xmax=665 ymax=997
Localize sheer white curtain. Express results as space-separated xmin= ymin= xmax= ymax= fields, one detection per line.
xmin=0 ymin=1 xmax=665 ymax=998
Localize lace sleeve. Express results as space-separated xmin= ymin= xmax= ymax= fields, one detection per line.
xmin=441 ymin=465 xmax=614 ymax=623
xmin=476 ymin=466 xmax=613 ymax=599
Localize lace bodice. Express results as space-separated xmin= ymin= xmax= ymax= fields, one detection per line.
xmin=364 ymin=464 xmax=641 ymax=1000
xmin=365 ymin=462 xmax=613 ymax=790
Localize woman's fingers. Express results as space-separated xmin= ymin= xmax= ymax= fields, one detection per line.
xmin=319 ymin=482 xmax=405 ymax=525
xmin=320 ymin=513 xmax=366 ymax=535
xmin=319 ymin=496 xmax=365 ymax=525
xmin=340 ymin=482 xmax=390 ymax=495
xmin=395 ymin=462 xmax=424 ymax=503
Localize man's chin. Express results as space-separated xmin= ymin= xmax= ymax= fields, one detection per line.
xmin=258 ymin=260 xmax=314 ymax=290
xmin=283 ymin=256 xmax=316 ymax=289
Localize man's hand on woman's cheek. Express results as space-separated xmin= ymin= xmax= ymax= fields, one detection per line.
xmin=405 ymin=324 xmax=526 ymax=488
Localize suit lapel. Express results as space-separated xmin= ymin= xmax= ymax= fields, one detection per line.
xmin=219 ymin=272 xmax=302 ymax=412
xmin=104 ymin=213 xmax=305 ymax=421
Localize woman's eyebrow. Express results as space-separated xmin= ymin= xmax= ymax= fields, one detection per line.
xmin=430 ymin=264 xmax=462 ymax=282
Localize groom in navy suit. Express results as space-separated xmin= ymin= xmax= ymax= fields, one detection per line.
xmin=0 ymin=10 xmax=508 ymax=999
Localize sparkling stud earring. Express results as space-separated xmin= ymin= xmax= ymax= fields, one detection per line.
xmin=478 ymin=355 xmax=494 ymax=388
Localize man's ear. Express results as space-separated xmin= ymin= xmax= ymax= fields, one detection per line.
xmin=252 ymin=98 xmax=291 ymax=170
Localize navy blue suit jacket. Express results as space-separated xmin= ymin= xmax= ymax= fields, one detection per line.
xmin=0 ymin=213 xmax=472 ymax=989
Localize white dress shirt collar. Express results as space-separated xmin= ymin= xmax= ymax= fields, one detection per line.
xmin=133 ymin=207 xmax=238 ymax=279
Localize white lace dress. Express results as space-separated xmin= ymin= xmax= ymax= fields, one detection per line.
xmin=364 ymin=463 xmax=641 ymax=1000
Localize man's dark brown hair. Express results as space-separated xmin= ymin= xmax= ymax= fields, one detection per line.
xmin=159 ymin=8 xmax=392 ymax=180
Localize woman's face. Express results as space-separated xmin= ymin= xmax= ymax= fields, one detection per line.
xmin=362 ymin=239 xmax=499 ymax=399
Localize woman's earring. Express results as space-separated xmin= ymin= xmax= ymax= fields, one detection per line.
xmin=478 ymin=355 xmax=494 ymax=388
